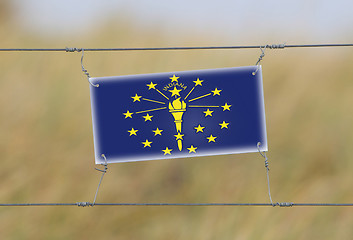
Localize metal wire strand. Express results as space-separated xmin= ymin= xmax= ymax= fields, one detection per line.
xmin=252 ymin=46 xmax=267 ymax=75
xmin=1 ymin=43 xmax=353 ymax=52
xmin=80 ymin=49 xmax=99 ymax=87
xmin=92 ymin=154 xmax=108 ymax=206
xmin=257 ymin=142 xmax=274 ymax=205
xmin=1 ymin=202 xmax=353 ymax=207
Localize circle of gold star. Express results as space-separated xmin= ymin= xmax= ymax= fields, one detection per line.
xmin=194 ymin=124 xmax=205 ymax=133
xmin=152 ymin=128 xmax=163 ymax=136
xmin=162 ymin=147 xmax=172 ymax=155
xmin=203 ymin=109 xmax=213 ymax=117
xmin=170 ymin=75 xmax=179 ymax=83
xmin=221 ymin=103 xmax=231 ymax=111
xmin=128 ymin=128 xmax=138 ymax=136
xmin=219 ymin=121 xmax=229 ymax=129
xmin=146 ymin=82 xmax=157 ymax=90
xmin=143 ymin=113 xmax=153 ymax=121
xmin=123 ymin=110 xmax=133 ymax=119
xmin=174 ymin=132 xmax=184 ymax=140
xmin=131 ymin=94 xmax=142 ymax=102
xmin=187 ymin=145 xmax=197 ymax=153
xmin=193 ymin=78 xmax=203 ymax=86
xmin=207 ymin=134 xmax=217 ymax=143
xmin=169 ymin=86 xmax=182 ymax=97
xmin=142 ymin=139 xmax=152 ymax=148
xmin=211 ymin=88 xmax=222 ymax=96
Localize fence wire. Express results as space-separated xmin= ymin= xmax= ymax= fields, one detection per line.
xmin=0 ymin=43 xmax=353 ymax=52
xmin=1 ymin=202 xmax=353 ymax=207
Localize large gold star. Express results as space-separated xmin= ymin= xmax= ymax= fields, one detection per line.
xmin=128 ymin=128 xmax=138 ymax=136
xmin=143 ymin=113 xmax=153 ymax=121
xmin=203 ymin=109 xmax=213 ymax=117
xmin=193 ymin=78 xmax=203 ymax=86
xmin=168 ymin=86 xmax=182 ymax=97
xmin=221 ymin=103 xmax=232 ymax=111
xmin=174 ymin=132 xmax=184 ymax=140
xmin=162 ymin=147 xmax=172 ymax=155
xmin=194 ymin=124 xmax=205 ymax=133
xmin=207 ymin=134 xmax=217 ymax=143
xmin=211 ymin=88 xmax=222 ymax=96
xmin=219 ymin=121 xmax=229 ymax=129
xmin=187 ymin=145 xmax=197 ymax=153
xmin=170 ymin=75 xmax=179 ymax=83
xmin=142 ymin=139 xmax=152 ymax=148
xmin=123 ymin=110 xmax=133 ymax=119
xmin=131 ymin=94 xmax=142 ymax=102
xmin=146 ymin=82 xmax=157 ymax=90
xmin=152 ymin=128 xmax=163 ymax=136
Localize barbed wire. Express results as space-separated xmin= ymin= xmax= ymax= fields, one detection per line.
xmin=0 ymin=43 xmax=352 ymax=52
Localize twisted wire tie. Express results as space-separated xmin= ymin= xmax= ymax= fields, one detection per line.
xmin=252 ymin=43 xmax=285 ymax=75
xmin=65 ymin=47 xmax=99 ymax=87
xmin=65 ymin=47 xmax=82 ymax=52
xmin=92 ymin=154 xmax=108 ymax=206
xmin=276 ymin=202 xmax=294 ymax=207
xmin=76 ymin=202 xmax=92 ymax=207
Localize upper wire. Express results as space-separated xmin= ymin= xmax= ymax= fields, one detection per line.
xmin=1 ymin=43 xmax=353 ymax=52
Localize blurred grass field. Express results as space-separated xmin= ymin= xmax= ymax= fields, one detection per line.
xmin=1 ymin=9 xmax=353 ymax=240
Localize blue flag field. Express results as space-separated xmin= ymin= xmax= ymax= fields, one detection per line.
xmin=90 ymin=66 xmax=267 ymax=164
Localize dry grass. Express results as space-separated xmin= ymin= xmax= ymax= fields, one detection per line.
xmin=1 ymin=20 xmax=353 ymax=240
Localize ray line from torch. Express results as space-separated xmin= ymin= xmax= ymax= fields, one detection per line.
xmin=142 ymin=98 xmax=166 ymax=104
xmin=188 ymin=105 xmax=220 ymax=108
xmin=184 ymin=86 xmax=195 ymax=100
xmin=188 ymin=93 xmax=212 ymax=102
xmin=135 ymin=107 xmax=167 ymax=114
xmin=155 ymin=89 xmax=169 ymax=100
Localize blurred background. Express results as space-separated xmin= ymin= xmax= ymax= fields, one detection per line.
xmin=1 ymin=0 xmax=353 ymax=239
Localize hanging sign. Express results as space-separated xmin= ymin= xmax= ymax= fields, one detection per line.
xmin=90 ymin=66 xmax=267 ymax=164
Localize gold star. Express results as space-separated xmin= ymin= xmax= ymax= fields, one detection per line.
xmin=170 ymin=75 xmax=179 ymax=83
xmin=207 ymin=134 xmax=217 ymax=143
xmin=162 ymin=147 xmax=172 ymax=155
xmin=221 ymin=103 xmax=231 ymax=111
xmin=168 ymin=86 xmax=182 ymax=97
xmin=142 ymin=139 xmax=152 ymax=148
xmin=219 ymin=121 xmax=229 ymax=129
xmin=146 ymin=82 xmax=157 ymax=90
xmin=123 ymin=110 xmax=133 ymax=119
xmin=143 ymin=113 xmax=153 ymax=121
xmin=211 ymin=88 xmax=222 ymax=96
xmin=174 ymin=132 xmax=184 ymax=140
xmin=194 ymin=124 xmax=205 ymax=133
xmin=128 ymin=128 xmax=138 ymax=136
xmin=187 ymin=145 xmax=197 ymax=153
xmin=203 ymin=109 xmax=213 ymax=117
xmin=131 ymin=94 xmax=142 ymax=102
xmin=193 ymin=78 xmax=203 ymax=86
xmin=152 ymin=128 xmax=163 ymax=136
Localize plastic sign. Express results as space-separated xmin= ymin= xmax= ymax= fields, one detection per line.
xmin=90 ymin=66 xmax=267 ymax=164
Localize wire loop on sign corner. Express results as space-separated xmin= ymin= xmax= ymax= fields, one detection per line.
xmin=252 ymin=46 xmax=267 ymax=76
xmin=92 ymin=154 xmax=108 ymax=206
xmin=80 ymin=49 xmax=99 ymax=88
xmin=257 ymin=142 xmax=274 ymax=206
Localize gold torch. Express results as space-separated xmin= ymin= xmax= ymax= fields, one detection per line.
xmin=169 ymin=97 xmax=186 ymax=151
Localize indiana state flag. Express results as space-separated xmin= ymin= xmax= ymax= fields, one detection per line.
xmin=90 ymin=66 xmax=267 ymax=164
